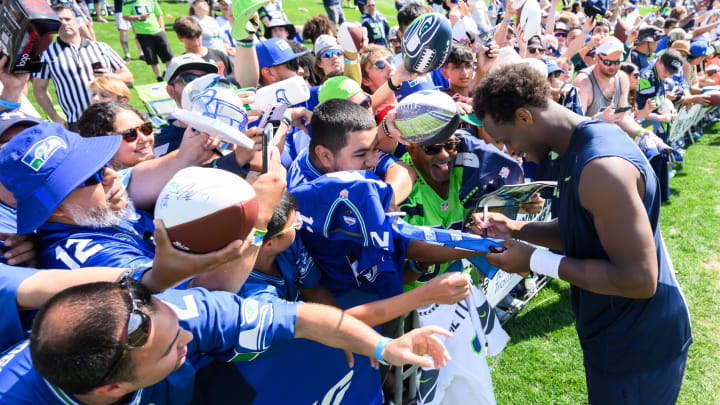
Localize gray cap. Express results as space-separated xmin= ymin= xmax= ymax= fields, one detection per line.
xmin=164 ymin=53 xmax=219 ymax=83
xmin=660 ymin=49 xmax=683 ymax=75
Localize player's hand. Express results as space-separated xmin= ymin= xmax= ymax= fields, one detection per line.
xmin=246 ymin=147 xmax=286 ymax=230
xmin=421 ymin=272 xmax=471 ymax=305
xmin=151 ymin=219 xmax=252 ymax=286
xmin=694 ymin=94 xmax=712 ymax=106
xmin=519 ymin=193 xmax=544 ymax=215
xmin=485 ymin=239 xmax=535 ymax=274
xmin=234 ymin=126 xmax=263 ymax=168
xmin=470 ymin=212 xmax=516 ymax=239
xmin=177 ymin=126 xmax=221 ymax=165
xmin=456 ymin=101 xmax=473 ymax=115
xmin=0 ymin=233 xmax=37 ymax=267
xmin=382 ymin=326 xmax=453 ymax=368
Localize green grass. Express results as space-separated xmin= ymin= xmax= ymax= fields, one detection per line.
xmin=27 ymin=2 xmax=720 ymax=403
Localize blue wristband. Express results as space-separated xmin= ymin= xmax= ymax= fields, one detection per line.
xmin=0 ymin=98 xmax=21 ymax=109
xmin=408 ymin=260 xmax=423 ymax=274
xmin=375 ymin=337 xmax=392 ymax=365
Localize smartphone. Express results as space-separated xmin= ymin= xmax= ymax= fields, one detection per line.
xmin=262 ymin=123 xmax=274 ymax=174
xmin=257 ymin=102 xmax=288 ymax=129
xmin=614 ymin=106 xmax=632 ymax=113
xmin=91 ymin=61 xmax=103 ymax=72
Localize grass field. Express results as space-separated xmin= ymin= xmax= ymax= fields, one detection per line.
xmin=26 ymin=1 xmax=720 ymax=403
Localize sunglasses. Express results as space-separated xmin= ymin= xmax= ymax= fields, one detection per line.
xmin=171 ymin=71 xmax=204 ymax=86
xmin=551 ymin=71 xmax=563 ymax=78
xmin=282 ymin=58 xmax=300 ymax=71
xmin=554 ymin=31 xmax=567 ymax=38
xmin=528 ymin=47 xmax=545 ymax=54
xmin=77 ymin=163 xmax=110 ymax=188
xmin=120 ymin=122 xmax=153 ymax=142
xmin=422 ymin=139 xmax=462 ymax=155
xmin=270 ymin=217 xmax=303 ymax=239
xmin=321 ymin=49 xmax=343 ymax=59
xmin=598 ymin=55 xmax=621 ymax=66
xmin=97 ymin=276 xmax=152 ymax=385
xmin=359 ymin=93 xmax=372 ymax=109
xmin=373 ymin=58 xmax=393 ymax=70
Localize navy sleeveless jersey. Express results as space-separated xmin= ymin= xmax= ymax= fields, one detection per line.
xmin=555 ymin=120 xmax=691 ymax=376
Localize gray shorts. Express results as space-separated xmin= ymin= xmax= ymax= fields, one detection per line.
xmin=115 ymin=12 xmax=131 ymax=31
xmin=324 ymin=4 xmax=345 ymax=25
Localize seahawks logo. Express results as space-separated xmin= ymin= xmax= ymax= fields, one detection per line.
xmin=21 ymin=135 xmax=67 ymax=171
xmin=402 ymin=14 xmax=450 ymax=72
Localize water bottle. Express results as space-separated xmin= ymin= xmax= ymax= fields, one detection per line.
xmin=253 ymin=76 xmax=310 ymax=110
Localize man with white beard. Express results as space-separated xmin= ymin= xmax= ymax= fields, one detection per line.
xmin=0 ymin=123 xmax=158 ymax=269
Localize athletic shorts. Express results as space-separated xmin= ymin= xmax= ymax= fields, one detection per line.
xmin=585 ymin=348 xmax=688 ymax=404
xmin=115 ymin=12 xmax=131 ymax=30
xmin=136 ymin=32 xmax=174 ymax=65
xmin=324 ymin=4 xmax=345 ymax=25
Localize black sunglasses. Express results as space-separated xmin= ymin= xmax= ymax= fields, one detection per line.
xmin=422 ymin=139 xmax=462 ymax=155
xmin=171 ymin=72 xmax=204 ymax=85
xmin=373 ymin=58 xmax=393 ymax=70
xmin=598 ymin=55 xmax=621 ymax=66
xmin=98 ymin=276 xmax=152 ymax=385
xmin=121 ymin=122 xmax=153 ymax=142
xmin=77 ymin=163 xmax=111 ymax=188
xmin=528 ymin=47 xmax=545 ymax=54
xmin=278 ymin=57 xmax=299 ymax=71
xmin=359 ymin=93 xmax=372 ymax=109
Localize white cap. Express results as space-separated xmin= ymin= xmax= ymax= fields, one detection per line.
xmin=389 ymin=25 xmax=400 ymax=40
xmin=596 ymin=38 xmax=625 ymax=57
xmin=524 ymin=58 xmax=548 ymax=77
xmin=314 ymin=34 xmax=340 ymax=56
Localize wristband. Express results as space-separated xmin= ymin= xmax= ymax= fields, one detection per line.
xmin=529 ymin=248 xmax=563 ymax=280
xmin=375 ymin=337 xmax=392 ymax=365
xmin=0 ymin=98 xmax=21 ymax=109
xmin=635 ymin=128 xmax=643 ymax=138
xmin=344 ymin=57 xmax=360 ymax=65
xmin=387 ymin=77 xmax=401 ymax=92
xmin=254 ymin=228 xmax=268 ymax=237
xmin=651 ymin=113 xmax=657 ymax=123
xmin=281 ymin=111 xmax=292 ymax=127
xmin=252 ymin=234 xmax=265 ymax=246
xmin=582 ymin=29 xmax=591 ymax=35
xmin=503 ymin=18 xmax=512 ymax=23
xmin=236 ymin=39 xmax=254 ymax=48
xmin=408 ymin=260 xmax=424 ymax=274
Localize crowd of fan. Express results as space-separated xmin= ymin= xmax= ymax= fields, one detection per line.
xmin=0 ymin=0 xmax=714 ymax=403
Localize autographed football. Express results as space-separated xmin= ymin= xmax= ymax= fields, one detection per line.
xmin=154 ymin=167 xmax=258 ymax=253
xmin=338 ymin=22 xmax=364 ymax=53
xmin=401 ymin=13 xmax=452 ymax=74
xmin=394 ymin=90 xmax=460 ymax=146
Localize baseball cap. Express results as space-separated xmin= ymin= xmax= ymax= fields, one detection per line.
xmin=653 ymin=16 xmax=665 ymax=28
xmin=555 ymin=21 xmax=568 ymax=31
xmin=636 ymin=27 xmax=663 ymax=44
xmin=318 ymin=76 xmax=363 ymax=104
xmin=264 ymin=18 xmax=297 ymax=39
xmin=164 ymin=54 xmax=219 ymax=84
xmin=256 ymin=38 xmax=309 ymax=70
xmin=0 ymin=109 xmax=39 ymax=142
xmin=0 ymin=123 xmax=121 ymax=234
xmin=314 ymin=34 xmax=340 ymax=56
xmin=690 ymin=40 xmax=708 ymax=58
xmin=543 ymin=58 xmax=565 ymax=75
xmin=670 ymin=40 xmax=690 ymax=56
xmin=596 ymin=37 xmax=625 ymax=57
xmin=388 ymin=26 xmax=400 ymax=41
xmin=660 ymin=49 xmax=683 ymax=75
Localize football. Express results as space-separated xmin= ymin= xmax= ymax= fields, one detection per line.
xmin=394 ymin=90 xmax=460 ymax=146
xmin=338 ymin=22 xmax=364 ymax=53
xmin=402 ymin=13 xmax=453 ymax=74
xmin=706 ymin=92 xmax=720 ymax=106
xmin=519 ymin=0 xmax=542 ymax=42
xmin=155 ymin=167 xmax=258 ymax=253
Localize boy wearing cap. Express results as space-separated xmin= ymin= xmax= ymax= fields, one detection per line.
xmin=122 ymin=0 xmax=174 ymax=82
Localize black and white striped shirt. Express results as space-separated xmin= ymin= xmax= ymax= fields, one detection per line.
xmin=33 ymin=38 xmax=125 ymax=123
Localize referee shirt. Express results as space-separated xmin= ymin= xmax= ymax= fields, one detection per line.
xmin=32 ymin=38 xmax=125 ymax=124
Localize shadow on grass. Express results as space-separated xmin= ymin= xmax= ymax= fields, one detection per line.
xmin=500 ymin=281 xmax=576 ymax=343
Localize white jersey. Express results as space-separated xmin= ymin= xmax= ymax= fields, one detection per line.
xmin=417 ymin=284 xmax=508 ymax=405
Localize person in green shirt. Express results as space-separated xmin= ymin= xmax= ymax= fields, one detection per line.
xmin=122 ymin=0 xmax=174 ymax=81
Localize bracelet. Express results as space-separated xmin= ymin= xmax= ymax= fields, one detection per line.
xmin=0 ymin=98 xmax=21 ymax=109
xmin=634 ymin=128 xmax=643 ymax=138
xmin=503 ymin=18 xmax=512 ymax=23
xmin=651 ymin=113 xmax=657 ymax=123
xmin=529 ymin=248 xmax=563 ymax=280
xmin=254 ymin=228 xmax=268 ymax=237
xmin=408 ymin=260 xmax=423 ymax=274
xmin=582 ymin=29 xmax=591 ymax=35
xmin=236 ymin=39 xmax=254 ymax=48
xmin=387 ymin=77 xmax=401 ymax=92
xmin=375 ymin=337 xmax=392 ymax=365
xmin=281 ymin=111 xmax=292 ymax=127
xmin=344 ymin=57 xmax=359 ymax=65
xmin=381 ymin=115 xmax=390 ymax=138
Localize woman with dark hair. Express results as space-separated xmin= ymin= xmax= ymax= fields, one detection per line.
xmin=77 ymin=102 xmax=155 ymax=170
xmin=619 ymin=62 xmax=639 ymax=115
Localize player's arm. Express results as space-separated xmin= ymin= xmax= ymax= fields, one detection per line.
xmin=294 ymin=302 xmax=452 ymax=368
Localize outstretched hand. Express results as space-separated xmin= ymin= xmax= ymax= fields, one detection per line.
xmin=382 ymin=326 xmax=453 ymax=368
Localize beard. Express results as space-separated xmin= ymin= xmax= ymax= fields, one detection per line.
xmin=63 ymin=195 xmax=135 ymax=228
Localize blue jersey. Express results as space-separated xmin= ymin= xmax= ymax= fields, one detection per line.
xmin=0 ymin=265 xmax=38 ymax=351
xmin=555 ymin=120 xmax=691 ymax=376
xmin=0 ymin=287 xmax=298 ymax=405
xmin=36 ymin=208 xmax=156 ymax=269
xmin=286 ymin=147 xmax=397 ymax=191
xmin=0 ymin=200 xmax=16 ymax=234
xmin=290 ymin=170 xmax=409 ymax=299
xmin=240 ymin=238 xmax=321 ymax=301
xmin=362 ymin=12 xmax=390 ymax=46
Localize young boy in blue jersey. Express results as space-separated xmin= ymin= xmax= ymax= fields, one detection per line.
xmin=473 ymin=64 xmax=692 ymax=404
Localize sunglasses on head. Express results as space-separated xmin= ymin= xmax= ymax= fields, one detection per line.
xmin=598 ymin=55 xmax=621 ymax=66
xmin=77 ymin=163 xmax=111 ymax=188
xmin=270 ymin=217 xmax=303 ymax=239
xmin=171 ymin=71 xmax=204 ymax=86
xmin=321 ymin=49 xmax=343 ymax=59
xmin=528 ymin=47 xmax=545 ymax=54
xmin=422 ymin=139 xmax=462 ymax=155
xmin=97 ymin=276 xmax=152 ymax=385
xmin=121 ymin=122 xmax=153 ymax=142
xmin=373 ymin=57 xmax=393 ymax=70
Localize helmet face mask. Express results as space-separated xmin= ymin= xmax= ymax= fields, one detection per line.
xmin=192 ymin=87 xmax=249 ymax=131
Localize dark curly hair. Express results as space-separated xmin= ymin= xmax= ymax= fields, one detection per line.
xmin=302 ymin=15 xmax=336 ymax=45
xmin=77 ymin=102 xmax=148 ymax=138
xmin=472 ymin=64 xmax=550 ymax=125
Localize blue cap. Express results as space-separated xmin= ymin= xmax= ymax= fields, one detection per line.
xmin=543 ymin=58 xmax=565 ymax=75
xmin=690 ymin=40 xmax=708 ymax=58
xmin=0 ymin=109 xmax=39 ymax=140
xmin=0 ymin=123 xmax=121 ymax=234
xmin=255 ymin=38 xmax=309 ymax=70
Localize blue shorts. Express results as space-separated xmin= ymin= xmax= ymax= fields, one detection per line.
xmin=585 ymin=349 xmax=688 ymax=404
